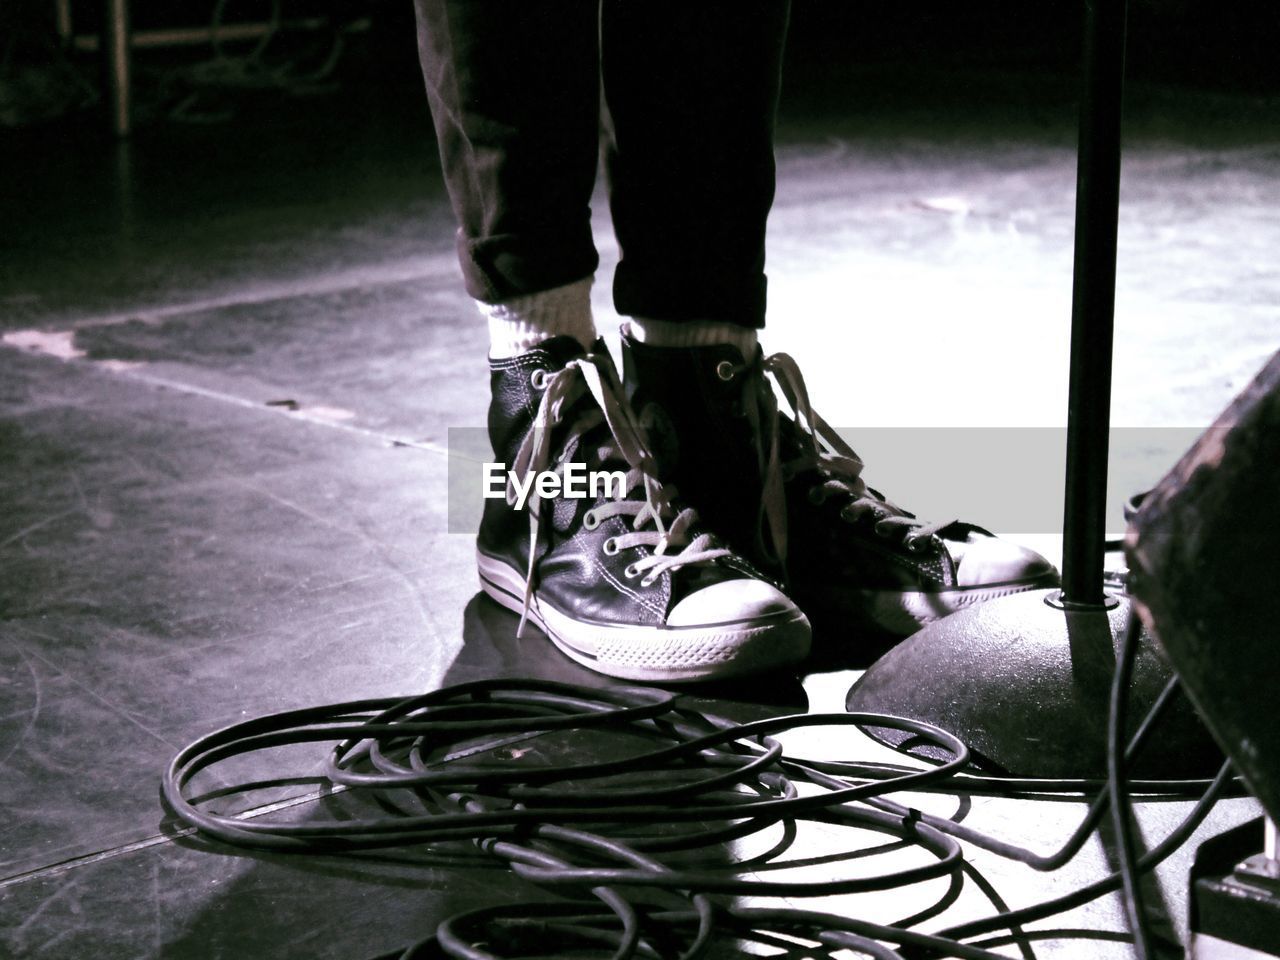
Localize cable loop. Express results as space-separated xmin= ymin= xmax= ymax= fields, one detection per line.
xmin=163 ymin=675 xmax=1231 ymax=958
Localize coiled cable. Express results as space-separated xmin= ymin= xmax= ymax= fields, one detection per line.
xmin=164 ymin=671 xmax=1233 ymax=958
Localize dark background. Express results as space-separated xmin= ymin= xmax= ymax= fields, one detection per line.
xmin=3 ymin=0 xmax=1280 ymax=137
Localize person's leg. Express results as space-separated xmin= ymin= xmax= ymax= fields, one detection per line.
xmin=413 ymin=0 xmax=600 ymax=353
xmin=607 ymin=2 xmax=1057 ymax=643
xmin=602 ymin=0 xmax=790 ymax=335
xmin=414 ymin=0 xmax=811 ymax=680
xmin=602 ymin=0 xmax=785 ymax=544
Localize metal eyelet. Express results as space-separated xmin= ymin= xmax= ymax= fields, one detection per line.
xmin=808 ymin=486 xmax=826 ymax=505
xmin=715 ymin=360 xmax=736 ymax=382
xmin=602 ymin=538 xmax=620 ymax=556
xmin=623 ymin=564 xmax=639 ymax=579
xmin=906 ymin=537 xmax=927 ymax=553
xmin=640 ymin=576 xmax=657 ymax=587
xmin=582 ymin=511 xmax=599 ymax=530
xmin=530 ymin=369 xmax=549 ymax=389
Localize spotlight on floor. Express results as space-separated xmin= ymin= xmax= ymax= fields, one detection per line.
xmin=847 ymin=0 xmax=1223 ymax=780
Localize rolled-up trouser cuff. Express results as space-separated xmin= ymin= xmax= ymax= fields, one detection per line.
xmin=613 ymin=263 xmax=767 ymax=330
xmin=457 ymin=225 xmax=600 ymax=305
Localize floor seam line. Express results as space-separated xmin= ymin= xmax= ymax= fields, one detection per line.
xmin=0 ymin=345 xmax=461 ymax=459
xmin=24 ymin=258 xmax=459 ymax=333
xmin=0 ymin=787 xmax=348 ymax=890
xmin=0 ymin=729 xmax=551 ymax=889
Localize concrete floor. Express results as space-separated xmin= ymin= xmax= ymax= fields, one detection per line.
xmin=0 ymin=58 xmax=1275 ymax=959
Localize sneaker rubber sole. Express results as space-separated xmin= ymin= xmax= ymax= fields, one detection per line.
xmin=477 ymin=550 xmax=811 ymax=683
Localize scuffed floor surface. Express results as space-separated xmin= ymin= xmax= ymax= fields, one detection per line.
xmin=1 ymin=61 xmax=1275 ymax=958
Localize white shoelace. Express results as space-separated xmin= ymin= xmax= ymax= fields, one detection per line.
xmin=736 ymin=352 xmax=952 ymax=572
xmin=508 ymin=352 xmax=731 ymax=635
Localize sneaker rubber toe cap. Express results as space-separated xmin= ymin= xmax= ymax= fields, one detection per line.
xmin=953 ymin=537 xmax=1058 ymax=588
xmin=666 ymin=578 xmax=801 ymax=628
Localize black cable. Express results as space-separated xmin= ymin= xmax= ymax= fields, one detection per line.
xmin=1110 ymin=607 xmax=1154 ymax=959
xmin=163 ymin=675 xmax=1231 ymax=960
xmin=840 ymin=674 xmax=1189 ymax=872
xmin=939 ymin=759 xmax=1233 ymax=942
xmin=167 ymin=703 xmax=972 ymax=850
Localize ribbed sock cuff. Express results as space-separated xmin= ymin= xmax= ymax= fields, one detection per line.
xmin=482 ymin=277 xmax=597 ymax=359
xmin=623 ymin=317 xmax=758 ymax=356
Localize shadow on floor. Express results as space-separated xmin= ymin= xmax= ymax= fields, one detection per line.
xmin=143 ymin=592 xmax=818 ymax=958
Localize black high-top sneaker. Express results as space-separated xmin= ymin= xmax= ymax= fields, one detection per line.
xmin=477 ymin=336 xmax=810 ymax=682
xmin=622 ymin=334 xmax=1059 ymax=637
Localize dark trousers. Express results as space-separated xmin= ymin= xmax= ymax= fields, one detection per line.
xmin=413 ymin=0 xmax=790 ymax=329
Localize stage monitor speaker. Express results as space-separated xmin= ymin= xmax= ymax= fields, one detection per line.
xmin=1127 ymin=348 xmax=1280 ymax=823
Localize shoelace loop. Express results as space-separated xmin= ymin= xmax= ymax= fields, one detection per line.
xmin=509 ymin=353 xmax=730 ymax=635
xmin=736 ymin=352 xmax=955 ymax=571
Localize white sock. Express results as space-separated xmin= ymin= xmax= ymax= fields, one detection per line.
xmin=482 ymin=277 xmax=597 ymax=359
xmin=623 ymin=317 xmax=758 ymax=356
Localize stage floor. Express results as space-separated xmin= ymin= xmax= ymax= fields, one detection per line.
xmin=1 ymin=60 xmax=1275 ymax=958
